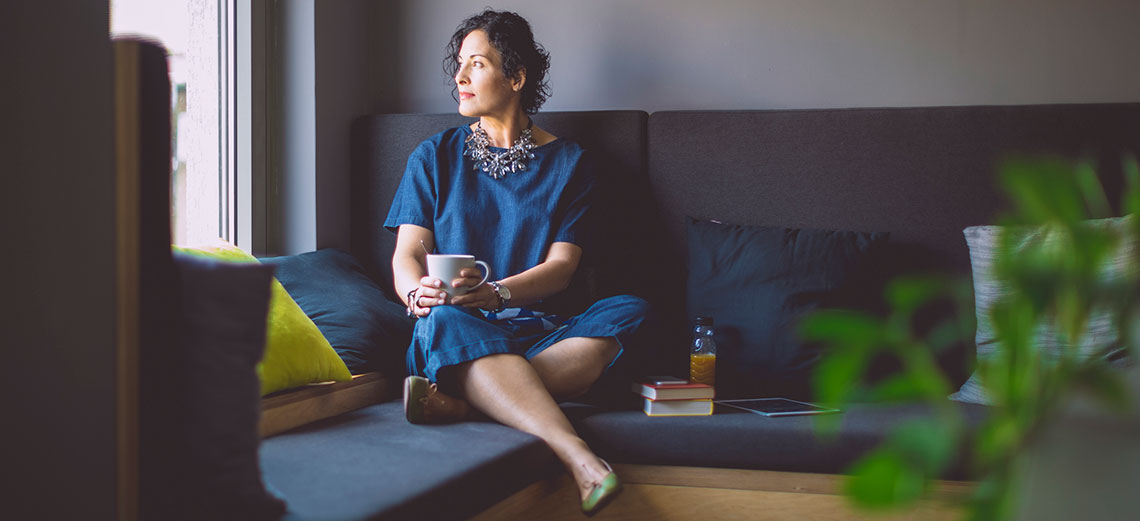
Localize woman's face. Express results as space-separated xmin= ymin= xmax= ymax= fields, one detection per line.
xmin=454 ymin=30 xmax=522 ymax=118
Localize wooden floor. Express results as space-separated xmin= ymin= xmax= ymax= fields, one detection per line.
xmin=473 ymin=465 xmax=971 ymax=521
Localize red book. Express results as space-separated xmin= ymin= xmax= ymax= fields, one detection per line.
xmin=631 ymin=380 xmax=715 ymax=401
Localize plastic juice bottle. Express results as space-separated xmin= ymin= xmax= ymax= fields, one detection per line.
xmin=690 ymin=316 xmax=717 ymax=387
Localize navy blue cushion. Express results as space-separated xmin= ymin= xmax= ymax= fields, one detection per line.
xmin=686 ymin=218 xmax=889 ymax=399
xmin=260 ymin=248 xmax=412 ymax=375
xmin=158 ymin=253 xmax=286 ymax=521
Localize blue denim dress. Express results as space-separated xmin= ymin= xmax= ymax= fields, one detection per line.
xmin=384 ymin=125 xmax=648 ymax=381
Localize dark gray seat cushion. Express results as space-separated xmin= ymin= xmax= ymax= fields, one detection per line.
xmin=261 ymin=399 xmax=987 ymax=521
xmin=260 ymin=402 xmax=558 ymax=521
xmin=564 ymin=401 xmax=989 ymax=479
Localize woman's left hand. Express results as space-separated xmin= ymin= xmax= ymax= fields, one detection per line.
xmin=449 ymin=267 xmax=499 ymax=310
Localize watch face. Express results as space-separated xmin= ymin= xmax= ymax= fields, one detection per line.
xmin=498 ymin=283 xmax=511 ymax=301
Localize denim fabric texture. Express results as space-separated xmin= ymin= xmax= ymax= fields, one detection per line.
xmin=383 ymin=125 xmax=595 ymax=283
xmin=407 ymin=295 xmax=648 ymax=382
xmin=386 ymin=126 xmax=646 ymax=382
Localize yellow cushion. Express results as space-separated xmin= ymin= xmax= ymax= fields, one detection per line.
xmin=173 ymin=241 xmax=353 ymax=395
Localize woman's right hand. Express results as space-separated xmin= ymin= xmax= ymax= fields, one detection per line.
xmin=410 ymin=276 xmax=449 ymax=317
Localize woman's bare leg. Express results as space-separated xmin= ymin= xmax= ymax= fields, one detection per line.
xmin=528 ymin=336 xmax=621 ymax=400
xmin=450 ymin=352 xmax=615 ymax=500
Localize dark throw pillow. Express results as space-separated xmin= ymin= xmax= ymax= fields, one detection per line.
xmin=686 ymin=218 xmax=889 ymax=399
xmin=150 ymin=253 xmax=286 ymax=521
xmin=260 ymin=248 xmax=413 ymax=376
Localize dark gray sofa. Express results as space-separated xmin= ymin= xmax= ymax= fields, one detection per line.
xmin=258 ymin=104 xmax=1140 ymax=520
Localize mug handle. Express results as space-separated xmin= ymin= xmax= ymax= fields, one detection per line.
xmin=473 ymin=260 xmax=492 ymax=288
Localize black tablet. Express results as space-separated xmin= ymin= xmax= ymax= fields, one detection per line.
xmin=715 ymin=398 xmax=840 ymax=417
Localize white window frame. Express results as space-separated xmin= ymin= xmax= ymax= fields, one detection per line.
xmin=222 ymin=0 xmax=235 ymax=244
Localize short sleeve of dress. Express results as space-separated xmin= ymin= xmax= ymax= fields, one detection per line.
xmin=551 ymin=151 xmax=597 ymax=251
xmin=383 ymin=142 xmax=436 ymax=234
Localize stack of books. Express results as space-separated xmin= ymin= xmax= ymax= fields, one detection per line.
xmin=632 ymin=377 xmax=715 ymax=416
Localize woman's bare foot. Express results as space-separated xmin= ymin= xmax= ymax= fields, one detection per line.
xmin=552 ymin=438 xmax=615 ymax=500
xmin=574 ymin=457 xmax=614 ymax=501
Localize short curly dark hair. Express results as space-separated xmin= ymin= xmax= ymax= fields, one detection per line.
xmin=444 ymin=9 xmax=551 ymax=115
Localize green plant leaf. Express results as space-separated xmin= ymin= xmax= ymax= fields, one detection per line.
xmin=966 ymin=473 xmax=1017 ymax=521
xmin=1075 ymin=159 xmax=1112 ymax=219
xmin=808 ymin=154 xmax=1138 ymax=521
xmin=990 ymin=298 xmax=1036 ymax=365
xmin=867 ymin=367 xmax=947 ymax=402
xmin=899 ymin=344 xmax=953 ymax=397
xmin=1122 ymin=154 xmax=1140 ymax=217
xmin=926 ymin=320 xmax=969 ymax=353
xmin=888 ymin=420 xmax=959 ymax=476
xmin=886 ymin=276 xmax=946 ymax=316
xmin=867 ymin=373 xmax=926 ymax=402
xmin=999 ymin=157 xmax=1086 ymax=224
xmin=812 ymin=345 xmax=868 ymax=408
xmin=798 ymin=310 xmax=882 ymax=349
xmin=975 ymin=416 xmax=1020 ymax=467
xmin=845 ymin=449 xmax=925 ymax=510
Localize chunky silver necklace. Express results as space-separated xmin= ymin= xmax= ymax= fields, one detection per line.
xmin=464 ymin=120 xmax=536 ymax=180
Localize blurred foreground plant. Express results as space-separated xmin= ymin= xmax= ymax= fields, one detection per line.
xmin=801 ymin=155 xmax=1140 ymax=520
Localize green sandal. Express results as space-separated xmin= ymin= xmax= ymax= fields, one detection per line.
xmin=581 ymin=460 xmax=622 ymax=516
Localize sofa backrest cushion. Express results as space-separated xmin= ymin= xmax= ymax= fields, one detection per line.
xmin=647 ymin=104 xmax=1140 ymax=383
xmin=350 ymin=105 xmax=1140 ymax=385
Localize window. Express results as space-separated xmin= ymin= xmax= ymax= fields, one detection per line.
xmin=111 ymin=0 xmax=234 ymax=247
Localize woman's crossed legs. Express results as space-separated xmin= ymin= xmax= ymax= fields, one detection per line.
xmin=446 ymin=336 xmax=619 ymax=501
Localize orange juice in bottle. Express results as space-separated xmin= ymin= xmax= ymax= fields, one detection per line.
xmin=689 ymin=316 xmax=717 ymax=387
xmin=690 ymin=353 xmax=716 ymax=387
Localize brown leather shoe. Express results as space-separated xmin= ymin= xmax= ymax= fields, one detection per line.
xmin=403 ymin=376 xmax=471 ymax=424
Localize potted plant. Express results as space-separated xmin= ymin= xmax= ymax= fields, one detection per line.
xmin=802 ymin=155 xmax=1140 ymax=520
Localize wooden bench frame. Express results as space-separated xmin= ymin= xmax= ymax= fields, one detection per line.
xmin=259 ymin=372 xmax=394 ymax=437
xmin=474 ymin=465 xmax=973 ymax=521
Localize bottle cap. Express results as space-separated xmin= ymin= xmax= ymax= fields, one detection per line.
xmin=696 ymin=316 xmax=714 ymax=326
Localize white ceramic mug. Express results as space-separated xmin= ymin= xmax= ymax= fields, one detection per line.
xmin=426 ymin=254 xmax=491 ymax=298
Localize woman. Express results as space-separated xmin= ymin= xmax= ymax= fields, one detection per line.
xmin=383 ymin=9 xmax=648 ymax=515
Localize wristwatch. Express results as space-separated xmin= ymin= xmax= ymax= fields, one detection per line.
xmin=405 ymin=288 xmax=419 ymax=319
xmin=489 ymin=281 xmax=511 ymax=312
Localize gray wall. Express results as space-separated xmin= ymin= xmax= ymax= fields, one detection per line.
xmin=375 ymin=0 xmax=1140 ymax=113
xmin=275 ymin=0 xmax=376 ymax=253
xmin=314 ymin=0 xmax=377 ymax=250
xmin=295 ymin=0 xmax=1140 ymax=250
xmin=3 ymin=1 xmax=118 ymax=519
